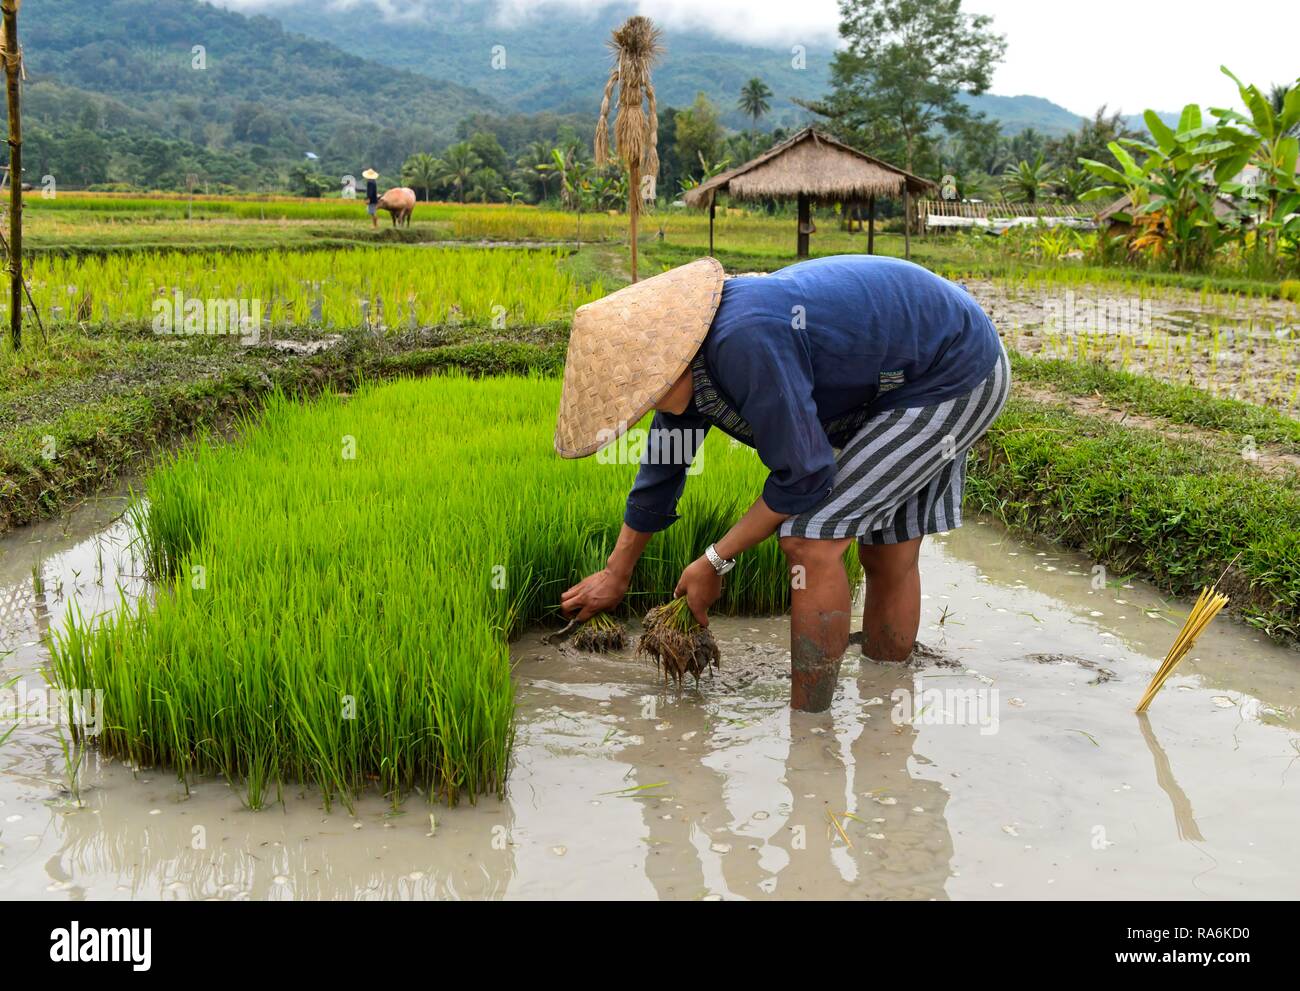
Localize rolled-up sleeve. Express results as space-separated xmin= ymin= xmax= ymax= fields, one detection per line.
xmin=719 ymin=326 xmax=836 ymax=516
xmin=623 ymin=411 xmax=711 ymax=533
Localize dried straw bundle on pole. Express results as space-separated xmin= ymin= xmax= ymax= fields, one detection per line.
xmin=594 ymin=15 xmax=662 ymax=283
xmin=1135 ymin=587 xmax=1229 ymax=712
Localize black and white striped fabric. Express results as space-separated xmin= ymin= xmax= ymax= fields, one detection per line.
xmin=780 ymin=348 xmax=1010 ymax=545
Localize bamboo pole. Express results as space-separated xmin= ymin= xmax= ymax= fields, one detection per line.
xmin=2 ymin=0 xmax=21 ymax=352
xmin=867 ymin=194 xmax=876 ymax=255
xmin=629 ymin=163 xmax=640 ymax=282
xmin=796 ymin=192 xmax=810 ymax=259
xmin=903 ymin=186 xmax=911 ymax=260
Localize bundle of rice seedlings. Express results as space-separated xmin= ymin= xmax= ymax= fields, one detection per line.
xmin=637 ymin=596 xmax=720 ymax=686
xmin=571 ymin=612 xmax=627 ymax=653
xmin=1136 ymin=586 xmax=1230 ymax=713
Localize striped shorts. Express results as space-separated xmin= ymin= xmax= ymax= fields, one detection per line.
xmin=779 ymin=348 xmax=1010 ymax=545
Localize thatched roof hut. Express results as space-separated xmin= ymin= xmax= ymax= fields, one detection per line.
xmin=684 ymin=127 xmax=936 ymax=258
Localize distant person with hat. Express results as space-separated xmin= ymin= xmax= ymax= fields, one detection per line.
xmin=363 ymin=168 xmax=380 ymax=228
xmin=556 ymin=255 xmax=1009 ymax=712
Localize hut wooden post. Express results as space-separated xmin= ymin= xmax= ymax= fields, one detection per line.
xmin=2 ymin=0 xmax=21 ymax=352
xmin=708 ymin=195 xmax=715 ymax=256
xmin=796 ymin=192 xmax=810 ymax=259
xmin=903 ymin=186 xmax=912 ymax=260
xmin=867 ymin=194 xmax=876 ymax=255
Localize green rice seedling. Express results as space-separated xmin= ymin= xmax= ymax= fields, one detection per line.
xmin=48 ymin=376 xmax=831 ymax=810
xmin=571 ymin=613 xmax=627 ymax=653
xmin=637 ymin=596 xmax=721 ymax=686
xmin=15 ymin=246 xmax=605 ymax=331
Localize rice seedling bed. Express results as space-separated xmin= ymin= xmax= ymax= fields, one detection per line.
xmin=49 ymin=376 xmax=801 ymax=808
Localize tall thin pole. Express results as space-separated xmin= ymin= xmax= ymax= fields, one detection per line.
xmin=902 ymin=186 xmax=912 ymax=261
xmin=796 ymin=193 xmax=810 ymax=259
xmin=2 ymin=0 xmax=21 ymax=352
xmin=629 ymin=163 xmax=640 ymax=283
xmin=867 ymin=194 xmax=876 ymax=255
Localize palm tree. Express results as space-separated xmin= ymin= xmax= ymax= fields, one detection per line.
xmin=515 ymin=140 xmax=554 ymax=201
xmin=434 ymin=143 xmax=482 ymax=203
xmin=595 ymin=15 xmax=663 ymax=282
xmin=401 ymin=152 xmax=441 ymax=202
xmin=737 ymin=77 xmax=773 ymax=143
xmin=538 ymin=147 xmax=585 ymax=209
xmin=1054 ymin=167 xmax=1097 ymax=204
xmin=468 ymin=168 xmax=502 ymax=204
xmin=1001 ymin=154 xmax=1058 ymax=204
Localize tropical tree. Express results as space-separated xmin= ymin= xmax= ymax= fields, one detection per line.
xmin=401 ymin=152 xmax=441 ymax=201
xmin=816 ymin=0 xmax=1007 ymax=173
xmin=1082 ymin=106 xmax=1244 ymax=271
xmin=434 ymin=142 xmax=482 ymax=203
xmin=595 ymin=15 xmax=663 ymax=282
xmin=467 ymin=167 xmax=503 ymax=203
xmin=515 ymin=140 xmax=555 ymax=202
xmin=1054 ymin=167 xmax=1098 ymax=203
xmin=538 ymin=146 xmax=589 ymax=210
xmin=1268 ymin=82 xmax=1300 ymax=138
xmin=1212 ymin=68 xmax=1300 ymax=255
xmin=677 ymin=151 xmax=731 ymax=195
xmin=1001 ymin=154 xmax=1058 ymax=203
xmin=738 ymin=77 xmax=773 ymax=142
xmin=288 ymin=164 xmax=330 ymax=198
xmin=674 ymin=93 xmax=724 ymax=182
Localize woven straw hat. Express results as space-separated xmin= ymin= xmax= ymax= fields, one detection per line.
xmin=555 ymin=257 xmax=725 ymax=458
xmin=362 ymin=168 xmax=379 ymax=180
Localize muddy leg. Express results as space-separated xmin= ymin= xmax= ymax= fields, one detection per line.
xmin=857 ymin=538 xmax=922 ymax=662
xmin=781 ymin=536 xmax=854 ymax=713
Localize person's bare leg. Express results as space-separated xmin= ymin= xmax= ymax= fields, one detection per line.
xmin=857 ymin=538 xmax=923 ymax=662
xmin=780 ymin=536 xmax=855 ymax=712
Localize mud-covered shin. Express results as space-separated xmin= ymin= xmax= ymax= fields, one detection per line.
xmin=790 ymin=610 xmax=849 ymax=712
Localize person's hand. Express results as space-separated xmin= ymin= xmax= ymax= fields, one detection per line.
xmin=674 ymin=556 xmax=723 ymax=627
xmin=561 ymin=568 xmax=630 ymax=622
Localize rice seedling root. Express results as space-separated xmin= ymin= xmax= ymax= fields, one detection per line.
xmin=637 ymin=597 xmax=721 ymax=686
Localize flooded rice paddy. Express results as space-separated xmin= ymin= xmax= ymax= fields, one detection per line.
xmin=967 ymin=278 xmax=1300 ymax=414
xmin=1 ymin=481 xmax=1297 ymax=900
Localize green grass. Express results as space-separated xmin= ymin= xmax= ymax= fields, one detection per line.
xmin=49 ymin=376 xmax=819 ymax=810
xmin=969 ymin=397 xmax=1300 ymax=640
xmin=0 ymin=322 xmax=572 ymax=532
xmin=1009 ymin=353 xmax=1300 ymax=453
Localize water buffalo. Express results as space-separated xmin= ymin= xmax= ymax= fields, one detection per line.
xmin=376 ymin=186 xmax=416 ymax=228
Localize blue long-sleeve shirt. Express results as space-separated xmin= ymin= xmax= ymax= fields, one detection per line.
xmin=624 ymin=255 xmax=1002 ymax=533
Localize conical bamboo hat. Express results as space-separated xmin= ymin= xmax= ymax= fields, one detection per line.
xmin=554 ymin=257 xmax=724 ymax=458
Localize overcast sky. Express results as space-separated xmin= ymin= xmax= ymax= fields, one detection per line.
xmin=214 ymin=0 xmax=1297 ymax=116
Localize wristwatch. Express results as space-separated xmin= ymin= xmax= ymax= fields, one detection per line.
xmin=704 ymin=543 xmax=737 ymax=577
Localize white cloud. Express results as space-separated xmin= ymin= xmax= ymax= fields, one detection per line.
xmin=210 ymin=0 xmax=1298 ymax=115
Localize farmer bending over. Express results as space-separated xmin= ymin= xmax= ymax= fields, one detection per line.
xmin=557 ymin=256 xmax=1009 ymax=712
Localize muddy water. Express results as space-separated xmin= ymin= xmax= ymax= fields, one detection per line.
xmin=1 ymin=490 xmax=1298 ymax=900
xmin=964 ymin=278 xmax=1300 ymax=414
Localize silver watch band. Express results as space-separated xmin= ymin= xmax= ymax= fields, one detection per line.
xmin=705 ymin=543 xmax=736 ymax=576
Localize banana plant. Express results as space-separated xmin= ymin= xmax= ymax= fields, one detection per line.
xmin=1211 ymin=68 xmax=1300 ymax=255
xmin=1080 ymin=105 xmax=1243 ymax=271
